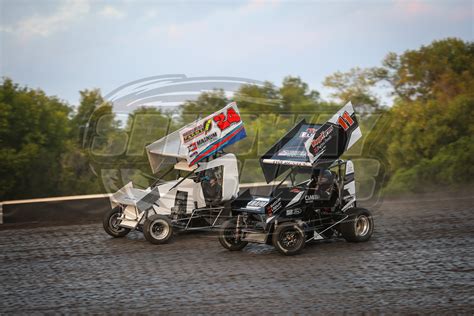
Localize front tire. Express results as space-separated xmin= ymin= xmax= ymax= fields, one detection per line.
xmin=103 ymin=206 xmax=131 ymax=238
xmin=218 ymin=219 xmax=248 ymax=251
xmin=143 ymin=215 xmax=173 ymax=244
xmin=273 ymin=222 xmax=305 ymax=255
xmin=339 ymin=208 xmax=374 ymax=242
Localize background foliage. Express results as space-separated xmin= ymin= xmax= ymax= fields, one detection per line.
xmin=0 ymin=38 xmax=472 ymax=200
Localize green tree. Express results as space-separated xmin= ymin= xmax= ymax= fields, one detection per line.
xmin=372 ymin=38 xmax=474 ymax=193
xmin=378 ymin=38 xmax=474 ymax=102
xmin=71 ymin=89 xmax=115 ymax=148
xmin=180 ymin=89 xmax=230 ymax=124
xmin=0 ymin=78 xmax=72 ymax=199
xmin=323 ymin=67 xmax=383 ymax=112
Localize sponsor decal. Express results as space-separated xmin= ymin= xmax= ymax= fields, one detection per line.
xmin=311 ymin=125 xmax=334 ymax=149
xmin=305 ymin=194 xmax=320 ymax=202
xmin=247 ymin=199 xmax=269 ymax=208
xmin=267 ymin=198 xmax=282 ymax=214
xmin=196 ymin=132 xmax=218 ymax=147
xmin=277 ymin=149 xmax=307 ymax=157
xmin=300 ymin=127 xmax=317 ymax=138
xmin=182 ymin=120 xmax=215 ymax=144
xmin=189 ymin=151 xmax=198 ymax=158
xmin=262 ymin=159 xmax=312 ymax=166
xmin=187 ymin=142 xmax=197 ymax=152
xmin=204 ymin=119 xmax=213 ymax=133
xmin=182 ymin=124 xmax=205 ymax=143
xmin=286 ymin=208 xmax=302 ymax=216
xmin=310 ymin=125 xmax=335 ymax=155
xmin=290 ymin=188 xmax=301 ymax=193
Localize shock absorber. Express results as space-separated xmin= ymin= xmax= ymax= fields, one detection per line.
xmin=236 ymin=214 xmax=242 ymax=240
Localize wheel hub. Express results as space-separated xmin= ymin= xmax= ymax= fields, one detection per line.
xmin=109 ymin=213 xmax=124 ymax=232
xmin=282 ymin=231 xmax=298 ymax=248
xmin=225 ymin=228 xmax=240 ymax=244
xmin=355 ymin=215 xmax=370 ymax=236
xmin=150 ymin=220 xmax=169 ymax=240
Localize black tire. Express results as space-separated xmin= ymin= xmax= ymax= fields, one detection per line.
xmin=272 ymin=222 xmax=306 ymax=255
xmin=143 ymin=214 xmax=173 ymax=244
xmin=218 ymin=219 xmax=248 ymax=251
xmin=103 ymin=206 xmax=131 ymax=238
xmin=339 ymin=208 xmax=374 ymax=242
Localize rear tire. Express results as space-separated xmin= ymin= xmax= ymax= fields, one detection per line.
xmin=143 ymin=215 xmax=173 ymax=244
xmin=273 ymin=222 xmax=305 ymax=255
xmin=218 ymin=219 xmax=248 ymax=251
xmin=103 ymin=206 xmax=131 ymax=238
xmin=339 ymin=208 xmax=374 ymax=242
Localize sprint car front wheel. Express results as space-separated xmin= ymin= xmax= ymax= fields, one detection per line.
xmin=103 ymin=206 xmax=131 ymax=238
xmin=143 ymin=215 xmax=173 ymax=245
xmin=273 ymin=222 xmax=305 ymax=256
xmin=218 ymin=219 xmax=248 ymax=251
xmin=339 ymin=208 xmax=374 ymax=242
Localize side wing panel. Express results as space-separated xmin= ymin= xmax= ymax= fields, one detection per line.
xmin=305 ymin=102 xmax=362 ymax=169
xmin=342 ymin=160 xmax=356 ymax=211
xmin=180 ymin=102 xmax=246 ymax=166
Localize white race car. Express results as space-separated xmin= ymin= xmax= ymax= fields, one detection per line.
xmin=103 ymin=102 xmax=246 ymax=244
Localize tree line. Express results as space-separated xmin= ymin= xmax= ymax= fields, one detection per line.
xmin=0 ymin=38 xmax=472 ymax=200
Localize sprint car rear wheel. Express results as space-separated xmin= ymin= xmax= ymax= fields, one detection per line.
xmin=143 ymin=215 xmax=173 ymax=245
xmin=218 ymin=219 xmax=248 ymax=251
xmin=103 ymin=206 xmax=131 ymax=238
xmin=340 ymin=208 xmax=374 ymax=242
xmin=273 ymin=222 xmax=305 ymax=256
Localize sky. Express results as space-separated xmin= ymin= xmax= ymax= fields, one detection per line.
xmin=0 ymin=0 xmax=472 ymax=107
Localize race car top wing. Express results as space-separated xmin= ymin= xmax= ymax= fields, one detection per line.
xmin=304 ymin=101 xmax=362 ymax=169
xmin=146 ymin=102 xmax=246 ymax=173
xmin=146 ymin=127 xmax=188 ymax=174
xmin=259 ymin=102 xmax=362 ymax=183
xmin=260 ymin=120 xmax=321 ymax=183
xmin=179 ymin=102 xmax=246 ymax=166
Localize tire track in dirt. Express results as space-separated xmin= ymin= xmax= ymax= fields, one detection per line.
xmin=0 ymin=195 xmax=473 ymax=313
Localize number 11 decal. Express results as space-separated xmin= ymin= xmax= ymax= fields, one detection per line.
xmin=337 ymin=111 xmax=354 ymax=131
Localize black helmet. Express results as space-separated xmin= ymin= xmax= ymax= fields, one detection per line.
xmin=318 ymin=169 xmax=333 ymax=184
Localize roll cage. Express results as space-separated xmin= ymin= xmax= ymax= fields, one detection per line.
xmin=269 ymin=159 xmax=354 ymax=209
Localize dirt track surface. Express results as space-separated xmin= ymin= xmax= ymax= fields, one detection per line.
xmin=1 ymin=194 xmax=473 ymax=314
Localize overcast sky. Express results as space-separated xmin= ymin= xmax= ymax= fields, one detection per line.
xmin=0 ymin=0 xmax=472 ymax=106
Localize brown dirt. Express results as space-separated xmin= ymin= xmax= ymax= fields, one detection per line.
xmin=0 ymin=193 xmax=473 ymax=314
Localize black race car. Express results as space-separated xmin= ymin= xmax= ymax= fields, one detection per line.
xmin=218 ymin=102 xmax=374 ymax=255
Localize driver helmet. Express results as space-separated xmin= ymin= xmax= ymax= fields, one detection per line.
xmin=318 ymin=169 xmax=333 ymax=184
xmin=199 ymin=171 xmax=210 ymax=182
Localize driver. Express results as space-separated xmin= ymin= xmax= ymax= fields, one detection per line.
xmin=308 ymin=169 xmax=334 ymax=201
xmin=201 ymin=172 xmax=222 ymax=206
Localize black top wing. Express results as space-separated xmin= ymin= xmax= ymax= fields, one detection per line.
xmin=260 ymin=120 xmax=321 ymax=183
xmin=259 ymin=102 xmax=362 ymax=183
